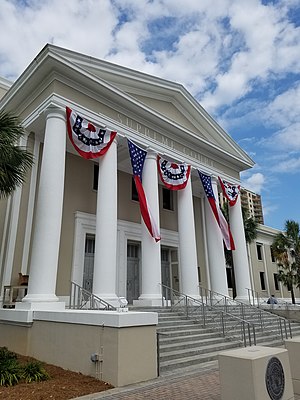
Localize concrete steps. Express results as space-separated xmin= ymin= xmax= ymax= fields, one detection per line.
xmin=130 ymin=306 xmax=300 ymax=376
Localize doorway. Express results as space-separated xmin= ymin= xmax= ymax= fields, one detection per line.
xmin=83 ymin=234 xmax=95 ymax=292
xmin=127 ymin=242 xmax=140 ymax=304
xmin=161 ymin=247 xmax=179 ymax=292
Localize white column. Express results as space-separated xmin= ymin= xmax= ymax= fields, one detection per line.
xmin=21 ymin=136 xmax=40 ymax=274
xmin=204 ymin=177 xmax=228 ymax=296
xmin=135 ymin=150 xmax=162 ymax=306
xmin=19 ymin=107 xmax=66 ymax=310
xmin=1 ymin=135 xmax=28 ymax=297
xmin=178 ymin=177 xmax=200 ymax=298
xmin=229 ymin=195 xmax=252 ymax=301
xmin=92 ymin=139 xmax=118 ymax=303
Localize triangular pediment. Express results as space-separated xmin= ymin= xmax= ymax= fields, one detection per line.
xmin=1 ymin=44 xmax=254 ymax=172
xmin=48 ymin=46 xmax=252 ymax=167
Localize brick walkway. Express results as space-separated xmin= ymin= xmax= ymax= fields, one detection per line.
xmin=74 ymin=362 xmax=220 ymax=400
xmin=74 ymin=360 xmax=300 ymax=400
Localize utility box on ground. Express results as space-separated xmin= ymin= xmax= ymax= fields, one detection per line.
xmin=218 ymin=346 xmax=294 ymax=400
xmin=285 ymin=336 xmax=300 ymax=395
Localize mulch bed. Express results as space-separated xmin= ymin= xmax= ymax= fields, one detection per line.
xmin=0 ymin=354 xmax=114 ymax=400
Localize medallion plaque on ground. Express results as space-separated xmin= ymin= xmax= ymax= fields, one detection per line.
xmin=265 ymin=357 xmax=285 ymax=400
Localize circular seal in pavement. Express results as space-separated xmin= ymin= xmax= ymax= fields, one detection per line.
xmin=265 ymin=356 xmax=285 ymax=400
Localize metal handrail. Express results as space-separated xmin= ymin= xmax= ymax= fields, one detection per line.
xmin=200 ymin=285 xmax=292 ymax=342
xmin=69 ymin=281 xmax=116 ymax=311
xmin=161 ymin=284 xmax=255 ymax=346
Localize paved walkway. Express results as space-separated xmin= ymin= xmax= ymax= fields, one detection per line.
xmin=74 ymin=360 xmax=300 ymax=400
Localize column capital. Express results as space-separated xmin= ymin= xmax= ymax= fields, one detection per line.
xmin=44 ymin=106 xmax=66 ymax=122
xmin=211 ymin=175 xmax=219 ymax=185
xmin=145 ymin=148 xmax=157 ymax=159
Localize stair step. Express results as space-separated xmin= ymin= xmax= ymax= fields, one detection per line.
xmin=159 ymin=346 xmax=240 ymax=372
xmin=160 ymin=337 xmax=233 ymax=353
xmin=160 ymin=341 xmax=241 ymax=361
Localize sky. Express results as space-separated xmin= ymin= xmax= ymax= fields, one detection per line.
xmin=0 ymin=0 xmax=299 ymax=230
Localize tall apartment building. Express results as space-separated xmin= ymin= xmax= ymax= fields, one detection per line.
xmin=240 ymin=189 xmax=264 ymax=224
xmin=218 ymin=187 xmax=264 ymax=225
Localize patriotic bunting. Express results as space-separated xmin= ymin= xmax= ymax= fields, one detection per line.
xmin=128 ymin=139 xmax=161 ymax=242
xmin=198 ymin=171 xmax=235 ymax=250
xmin=218 ymin=177 xmax=240 ymax=207
xmin=66 ymin=107 xmax=117 ymax=159
xmin=157 ymin=155 xmax=191 ymax=190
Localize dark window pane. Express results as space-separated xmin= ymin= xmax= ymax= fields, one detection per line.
xmin=259 ymin=271 xmax=266 ymax=290
xmin=256 ymin=244 xmax=262 ymax=261
xmin=93 ymin=164 xmax=99 ymax=191
xmin=270 ymin=246 xmax=276 ymax=262
xmin=163 ymin=188 xmax=174 ymax=210
xmin=274 ymin=273 xmax=279 ymax=291
xmin=132 ymin=178 xmax=139 ymax=201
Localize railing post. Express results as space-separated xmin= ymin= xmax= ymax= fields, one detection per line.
xmin=221 ymin=313 xmax=225 ymax=337
xmin=284 ymin=319 xmax=288 ymax=339
xmin=202 ymin=301 xmax=206 ymax=328
xmin=184 ymin=296 xmax=189 ymax=318
xmin=289 ymin=321 xmax=292 ymax=338
xmin=156 ymin=332 xmax=160 ymax=377
xmin=252 ymin=324 xmax=256 ymax=345
xmin=247 ymin=323 xmax=251 ymax=347
xmin=242 ymin=320 xmax=246 ymax=347
xmin=241 ymin=303 xmax=245 ymax=320
xmin=279 ymin=318 xmax=283 ymax=341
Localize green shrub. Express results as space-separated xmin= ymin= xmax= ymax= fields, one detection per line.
xmin=0 ymin=346 xmax=17 ymax=362
xmin=0 ymin=359 xmax=21 ymax=386
xmin=22 ymin=361 xmax=49 ymax=383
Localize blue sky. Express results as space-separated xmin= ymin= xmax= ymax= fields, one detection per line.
xmin=0 ymin=0 xmax=299 ymax=230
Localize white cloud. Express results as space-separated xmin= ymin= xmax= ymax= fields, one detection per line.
xmin=264 ymin=83 xmax=300 ymax=128
xmin=0 ymin=0 xmax=119 ymax=79
xmin=263 ymin=203 xmax=278 ymax=217
xmin=273 ymin=157 xmax=300 ymax=173
xmin=241 ymin=172 xmax=265 ymax=194
xmin=0 ymin=0 xmax=298 ymax=112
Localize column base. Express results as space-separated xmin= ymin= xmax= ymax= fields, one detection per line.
xmin=133 ymin=299 xmax=163 ymax=307
xmin=15 ymin=301 xmax=66 ymax=311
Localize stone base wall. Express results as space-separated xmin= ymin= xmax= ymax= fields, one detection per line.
xmin=0 ymin=309 xmax=158 ymax=387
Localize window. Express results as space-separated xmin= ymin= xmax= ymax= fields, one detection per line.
xmin=163 ymin=188 xmax=174 ymax=210
xmin=93 ymin=164 xmax=99 ymax=191
xmin=270 ymin=246 xmax=276 ymax=262
xmin=274 ymin=273 xmax=279 ymax=291
xmin=131 ymin=178 xmax=139 ymax=201
xmin=260 ymin=271 xmax=266 ymax=290
xmin=256 ymin=244 xmax=263 ymax=261
xmin=226 ymin=268 xmax=233 ymax=289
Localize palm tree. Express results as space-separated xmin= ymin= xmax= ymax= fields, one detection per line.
xmin=272 ymin=220 xmax=300 ymax=304
xmin=0 ymin=110 xmax=33 ymax=198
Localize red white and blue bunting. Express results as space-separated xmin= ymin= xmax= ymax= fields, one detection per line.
xmin=218 ymin=177 xmax=240 ymax=207
xmin=66 ymin=107 xmax=117 ymax=159
xmin=157 ymin=155 xmax=191 ymax=190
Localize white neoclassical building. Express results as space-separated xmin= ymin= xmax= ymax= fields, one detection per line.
xmin=5 ymin=44 xmax=300 ymax=387
xmin=0 ymin=44 xmax=256 ymax=312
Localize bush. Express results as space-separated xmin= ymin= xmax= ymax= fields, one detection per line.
xmin=0 ymin=347 xmax=50 ymax=386
xmin=22 ymin=361 xmax=49 ymax=383
xmin=0 ymin=346 xmax=17 ymax=362
xmin=0 ymin=359 xmax=21 ymax=386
